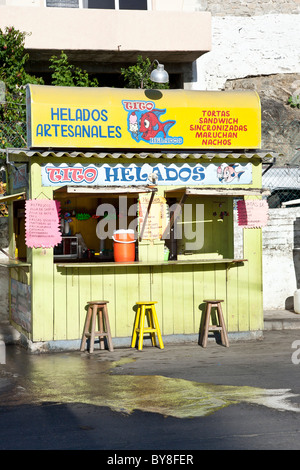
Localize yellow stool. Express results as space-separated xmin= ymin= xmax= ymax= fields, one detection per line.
xmin=200 ymin=299 xmax=229 ymax=348
xmin=80 ymin=301 xmax=114 ymax=353
xmin=131 ymin=301 xmax=164 ymax=350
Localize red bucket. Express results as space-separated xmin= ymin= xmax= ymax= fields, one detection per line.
xmin=112 ymin=229 xmax=135 ymax=262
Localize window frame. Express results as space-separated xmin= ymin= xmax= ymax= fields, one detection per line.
xmin=45 ymin=0 xmax=152 ymax=9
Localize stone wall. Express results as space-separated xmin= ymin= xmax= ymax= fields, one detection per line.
xmin=234 ymin=206 xmax=300 ymax=311
xmin=204 ymin=0 xmax=300 ymax=15
xmin=193 ymin=14 xmax=300 ymax=91
xmin=261 ymin=207 xmax=300 ymax=310
xmin=189 ymin=5 xmax=300 ymax=164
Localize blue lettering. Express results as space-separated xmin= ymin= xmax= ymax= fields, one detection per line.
xmin=135 ymin=167 xmax=148 ymax=182
xmin=115 ymin=126 xmax=122 ymax=138
xmin=44 ymin=124 xmax=52 ymax=137
xmin=91 ymin=126 xmax=98 ymax=137
xmin=108 ymin=126 xmax=115 ymax=138
xmin=99 ymin=126 xmax=107 ymax=138
xmin=51 ymin=108 xmax=59 ymax=121
xmin=104 ymin=167 xmax=119 ymax=182
xmin=61 ymin=125 xmax=68 ymax=137
xmin=60 ymin=108 xmax=68 ymax=120
xmin=121 ymin=168 xmax=134 ymax=181
xmin=75 ymin=109 xmax=83 ymax=121
xmin=165 ymin=168 xmax=178 ymax=181
xmin=82 ymin=125 xmax=90 ymax=138
xmin=101 ymin=109 xmax=108 ymax=122
xmin=36 ymin=124 xmax=43 ymax=136
xmin=179 ymin=168 xmax=191 ymax=182
xmin=91 ymin=109 xmax=100 ymax=121
xmin=83 ymin=109 xmax=90 ymax=121
xmin=75 ymin=125 xmax=82 ymax=137
xmin=68 ymin=125 xmax=74 ymax=137
xmin=192 ymin=167 xmax=205 ymax=181
xmin=68 ymin=108 xmax=75 ymax=121
xmin=152 ymin=166 xmax=164 ymax=181
xmin=53 ymin=124 xmax=59 ymax=137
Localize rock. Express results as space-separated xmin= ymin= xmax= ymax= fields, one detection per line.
xmin=225 ymin=73 xmax=300 ymax=164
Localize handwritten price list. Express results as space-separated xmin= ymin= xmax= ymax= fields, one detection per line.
xmin=237 ymin=199 xmax=269 ymax=228
xmin=25 ymin=199 xmax=62 ymax=248
xmin=139 ymin=195 xmax=169 ymax=240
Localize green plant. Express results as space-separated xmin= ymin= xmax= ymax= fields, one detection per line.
xmin=287 ymin=95 xmax=300 ymax=109
xmin=121 ymin=55 xmax=169 ymax=89
xmin=49 ymin=51 xmax=98 ymax=88
xmin=0 ymin=29 xmax=100 ymax=153
xmin=0 ymin=26 xmax=43 ymax=150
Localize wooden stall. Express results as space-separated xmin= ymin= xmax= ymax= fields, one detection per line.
xmin=0 ymin=85 xmax=270 ymax=349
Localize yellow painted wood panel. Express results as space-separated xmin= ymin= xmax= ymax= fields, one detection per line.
xmin=161 ymin=265 xmax=174 ymax=335
xmin=31 ymin=249 xmax=54 ymax=342
xmin=237 ymin=262 xmax=250 ymax=331
xmin=226 ymin=264 xmax=239 ymax=331
xmin=172 ymin=266 xmax=185 ymax=334
xmin=53 ymin=265 xmax=67 ymax=340
xmin=215 ymin=263 xmax=228 ymax=325
xmin=101 ymin=266 xmax=116 ymax=335
xmin=182 ymin=265 xmax=194 ymax=334
xmin=151 ymin=266 xmax=164 ymax=334
xmin=124 ymin=266 xmax=140 ymax=337
xmin=78 ymin=266 xmax=92 ymax=337
xmin=65 ymin=267 xmax=80 ymax=339
xmin=47 ymin=258 xmax=262 ymax=342
xmin=244 ymin=228 xmax=263 ymax=331
xmin=193 ymin=265 xmax=205 ymax=334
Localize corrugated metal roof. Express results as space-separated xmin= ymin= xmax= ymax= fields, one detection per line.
xmin=2 ymin=149 xmax=275 ymax=161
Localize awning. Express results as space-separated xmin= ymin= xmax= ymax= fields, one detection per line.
xmin=0 ymin=192 xmax=26 ymax=203
xmin=53 ymin=185 xmax=155 ymax=195
xmin=2 ymin=149 xmax=276 ymax=162
xmin=165 ymin=187 xmax=271 ymax=197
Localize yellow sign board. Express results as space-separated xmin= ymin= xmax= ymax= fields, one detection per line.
xmin=26 ymin=85 xmax=261 ymax=150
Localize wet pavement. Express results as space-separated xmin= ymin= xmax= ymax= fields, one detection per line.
xmin=1 ymin=329 xmax=300 ymax=450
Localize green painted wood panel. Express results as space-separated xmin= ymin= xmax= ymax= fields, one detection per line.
xmin=53 ymin=265 xmax=67 ymax=340
xmin=244 ymin=228 xmax=263 ymax=331
xmin=36 ymin=256 xmax=263 ymax=342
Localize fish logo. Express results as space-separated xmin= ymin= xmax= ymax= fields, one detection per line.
xmin=139 ymin=109 xmax=175 ymax=141
xmin=217 ymin=163 xmax=245 ymax=183
xmin=123 ymin=100 xmax=182 ymax=145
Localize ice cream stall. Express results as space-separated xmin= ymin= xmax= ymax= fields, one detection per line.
xmin=1 ymin=85 xmax=270 ymax=350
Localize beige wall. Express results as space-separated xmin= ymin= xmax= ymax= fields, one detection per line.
xmin=0 ymin=5 xmax=211 ymax=59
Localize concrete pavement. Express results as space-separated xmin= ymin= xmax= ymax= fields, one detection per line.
xmin=1 ymin=313 xmax=300 ymax=449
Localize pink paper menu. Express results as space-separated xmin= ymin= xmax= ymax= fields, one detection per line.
xmin=237 ymin=199 xmax=269 ymax=228
xmin=25 ymin=199 xmax=62 ymax=248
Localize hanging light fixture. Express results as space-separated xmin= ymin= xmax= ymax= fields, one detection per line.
xmin=140 ymin=59 xmax=169 ymax=88
xmin=150 ymin=60 xmax=169 ymax=84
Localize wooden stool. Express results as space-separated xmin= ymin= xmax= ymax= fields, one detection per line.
xmin=200 ymin=300 xmax=229 ymax=348
xmin=80 ymin=301 xmax=114 ymax=353
xmin=131 ymin=301 xmax=164 ymax=351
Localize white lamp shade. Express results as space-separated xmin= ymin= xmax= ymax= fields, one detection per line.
xmin=150 ymin=63 xmax=169 ymax=84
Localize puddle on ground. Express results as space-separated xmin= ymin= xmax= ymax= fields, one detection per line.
xmin=1 ymin=354 xmax=300 ymax=418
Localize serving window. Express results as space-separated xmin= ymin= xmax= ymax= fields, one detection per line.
xmin=164 ymin=193 xmax=234 ymax=261
xmin=53 ymin=188 xmax=140 ymax=262
xmin=9 ymin=186 xmax=257 ymax=264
